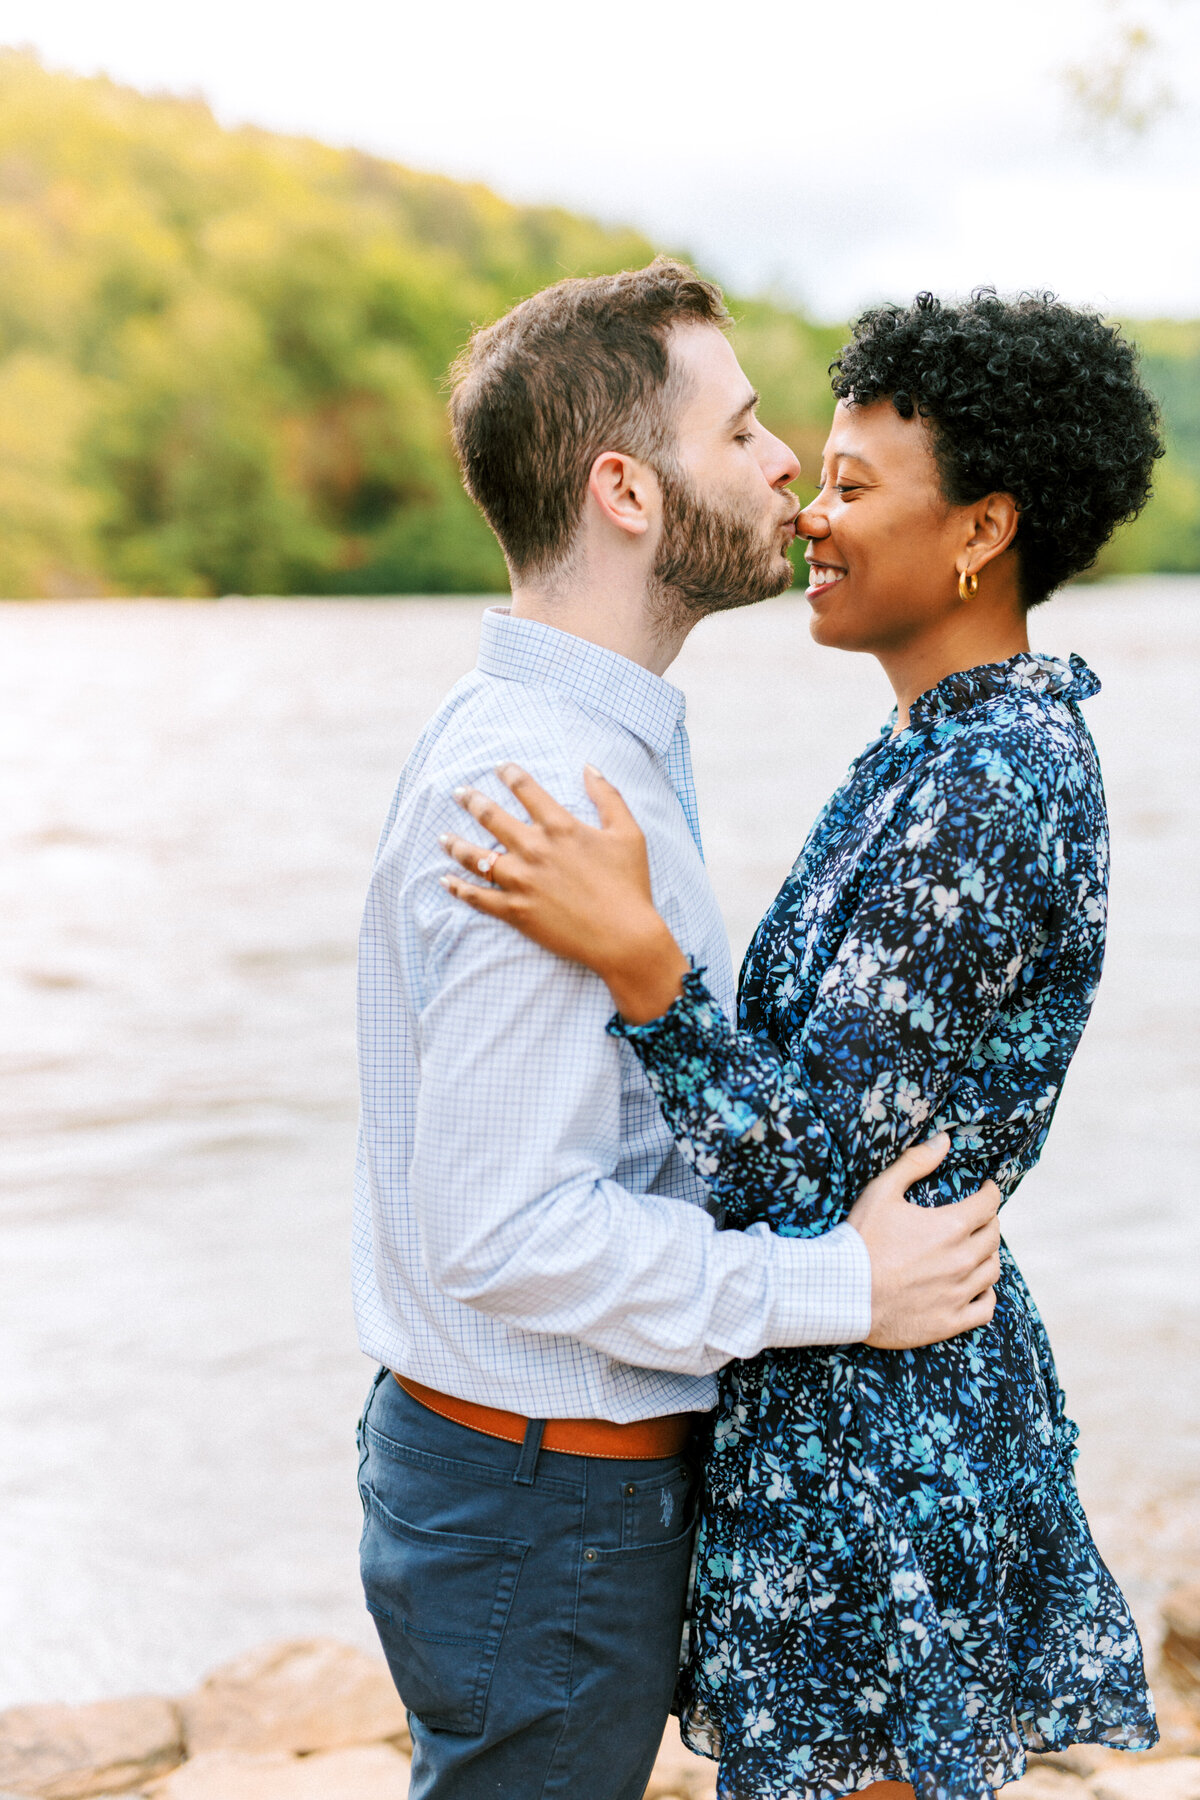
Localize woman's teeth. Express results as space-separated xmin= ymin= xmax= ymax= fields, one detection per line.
xmin=808 ymin=566 xmax=845 ymax=589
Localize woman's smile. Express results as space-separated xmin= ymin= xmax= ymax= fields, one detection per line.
xmin=805 ymin=558 xmax=847 ymax=597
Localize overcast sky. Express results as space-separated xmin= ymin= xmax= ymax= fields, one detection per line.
xmin=3 ymin=0 xmax=1199 ymax=319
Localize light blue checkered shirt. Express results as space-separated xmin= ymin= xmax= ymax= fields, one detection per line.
xmin=352 ymin=608 xmax=870 ymax=1421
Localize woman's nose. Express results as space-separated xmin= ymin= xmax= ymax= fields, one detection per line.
xmin=797 ymin=502 xmax=828 ymax=540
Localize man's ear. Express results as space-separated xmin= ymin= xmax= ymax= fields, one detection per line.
xmin=587 ymin=451 xmax=656 ymax=539
xmin=964 ymin=491 xmax=1019 ymax=572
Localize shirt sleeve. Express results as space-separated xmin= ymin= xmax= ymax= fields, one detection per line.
xmin=402 ymin=781 xmax=872 ymax=1368
xmin=611 ymin=732 xmax=1065 ymax=1231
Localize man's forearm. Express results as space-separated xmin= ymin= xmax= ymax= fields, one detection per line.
xmin=417 ymin=1165 xmax=872 ymax=1371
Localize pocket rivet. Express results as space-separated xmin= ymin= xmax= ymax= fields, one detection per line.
xmin=625 ymin=1484 xmax=636 ymax=1496
xmin=584 ymin=1548 xmax=597 ymax=1562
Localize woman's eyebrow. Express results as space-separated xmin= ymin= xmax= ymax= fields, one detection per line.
xmin=831 ymin=448 xmax=878 ymax=473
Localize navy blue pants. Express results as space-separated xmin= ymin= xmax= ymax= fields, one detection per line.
xmin=357 ymin=1369 xmax=700 ymax=1799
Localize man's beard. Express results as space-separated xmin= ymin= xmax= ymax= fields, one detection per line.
xmin=648 ymin=462 xmax=796 ymax=638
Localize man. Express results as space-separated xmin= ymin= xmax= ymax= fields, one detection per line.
xmin=353 ymin=259 xmax=1002 ymax=1800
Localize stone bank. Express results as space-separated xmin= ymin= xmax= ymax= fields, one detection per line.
xmin=0 ymin=1583 xmax=1197 ymax=1800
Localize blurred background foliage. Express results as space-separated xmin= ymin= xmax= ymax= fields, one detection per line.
xmin=0 ymin=50 xmax=1196 ymax=598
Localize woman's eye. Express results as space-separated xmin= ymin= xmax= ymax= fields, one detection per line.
xmin=834 ymin=483 xmax=860 ymax=495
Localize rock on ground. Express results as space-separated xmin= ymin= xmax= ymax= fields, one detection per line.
xmin=178 ymin=1640 xmax=408 ymax=1758
xmin=1031 ymin=1749 xmax=1128 ymax=1780
xmin=1091 ymin=1759 xmax=1200 ymax=1800
xmin=0 ymin=1696 xmax=183 ymax=1799
xmin=643 ymin=1725 xmax=718 ymax=1799
xmin=144 ymin=1745 xmax=410 ymax=1799
xmin=1002 ymin=1768 xmax=1095 ymax=1800
xmin=1146 ymin=1672 xmax=1200 ymax=1759
xmin=1164 ymin=1586 xmax=1200 ymax=1697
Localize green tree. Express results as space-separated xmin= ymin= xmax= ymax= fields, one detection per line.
xmin=0 ymin=48 xmax=1195 ymax=596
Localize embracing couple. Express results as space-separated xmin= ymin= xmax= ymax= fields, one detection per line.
xmin=353 ymin=260 xmax=1162 ymax=1800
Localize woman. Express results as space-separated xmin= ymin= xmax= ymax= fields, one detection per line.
xmin=439 ymin=292 xmax=1162 ymax=1800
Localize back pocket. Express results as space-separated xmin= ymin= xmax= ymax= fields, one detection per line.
xmin=360 ymin=1482 xmax=528 ymax=1734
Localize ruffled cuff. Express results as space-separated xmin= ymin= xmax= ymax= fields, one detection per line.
xmin=606 ymin=964 xmax=729 ymax=1051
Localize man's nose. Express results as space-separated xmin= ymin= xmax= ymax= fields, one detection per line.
xmin=763 ymin=429 xmax=801 ymax=489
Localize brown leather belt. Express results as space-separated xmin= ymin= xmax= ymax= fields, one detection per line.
xmin=394 ymin=1374 xmax=694 ymax=1460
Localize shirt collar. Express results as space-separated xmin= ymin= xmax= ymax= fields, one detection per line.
xmin=476 ymin=607 xmax=687 ymax=757
xmin=907 ymin=651 xmax=1101 ymax=731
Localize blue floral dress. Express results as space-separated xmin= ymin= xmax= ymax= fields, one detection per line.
xmin=612 ymin=654 xmax=1157 ymax=1800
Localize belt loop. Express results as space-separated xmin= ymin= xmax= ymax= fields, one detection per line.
xmin=358 ymin=1365 xmax=389 ymax=1443
xmin=513 ymin=1416 xmax=546 ymax=1486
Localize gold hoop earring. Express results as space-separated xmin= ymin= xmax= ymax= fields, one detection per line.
xmin=958 ymin=568 xmax=979 ymax=602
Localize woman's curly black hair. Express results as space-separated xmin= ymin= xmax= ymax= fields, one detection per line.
xmin=830 ymin=290 xmax=1164 ymax=606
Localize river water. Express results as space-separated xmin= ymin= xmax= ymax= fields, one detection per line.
xmin=1 ymin=582 xmax=1197 ymax=1707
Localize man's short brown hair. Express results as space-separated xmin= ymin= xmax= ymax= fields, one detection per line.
xmin=449 ymin=258 xmax=730 ymax=577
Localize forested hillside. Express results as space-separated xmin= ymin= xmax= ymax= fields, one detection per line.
xmin=0 ymin=51 xmax=1196 ymax=597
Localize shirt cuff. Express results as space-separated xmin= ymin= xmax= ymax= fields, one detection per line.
xmin=764 ymin=1220 xmax=872 ymax=1347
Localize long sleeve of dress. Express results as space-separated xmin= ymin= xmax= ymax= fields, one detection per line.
xmin=611 ymin=729 xmax=1076 ymax=1235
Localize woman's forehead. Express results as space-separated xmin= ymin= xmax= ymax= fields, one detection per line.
xmin=823 ymin=397 xmax=937 ymax=474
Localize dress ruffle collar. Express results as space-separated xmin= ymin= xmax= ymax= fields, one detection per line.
xmin=907 ymin=652 xmax=1100 ymax=730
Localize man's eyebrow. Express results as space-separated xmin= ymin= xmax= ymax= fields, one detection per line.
xmin=726 ymin=390 xmax=759 ymax=429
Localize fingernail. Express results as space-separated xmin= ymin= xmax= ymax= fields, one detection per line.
xmin=452 ymin=787 xmax=470 ymax=803
xmin=584 ymin=763 xmax=602 ymax=778
xmin=495 ymin=763 xmax=517 ymax=782
xmin=438 ymin=833 xmax=452 ymax=849
xmin=439 ymin=875 xmax=455 ymax=889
